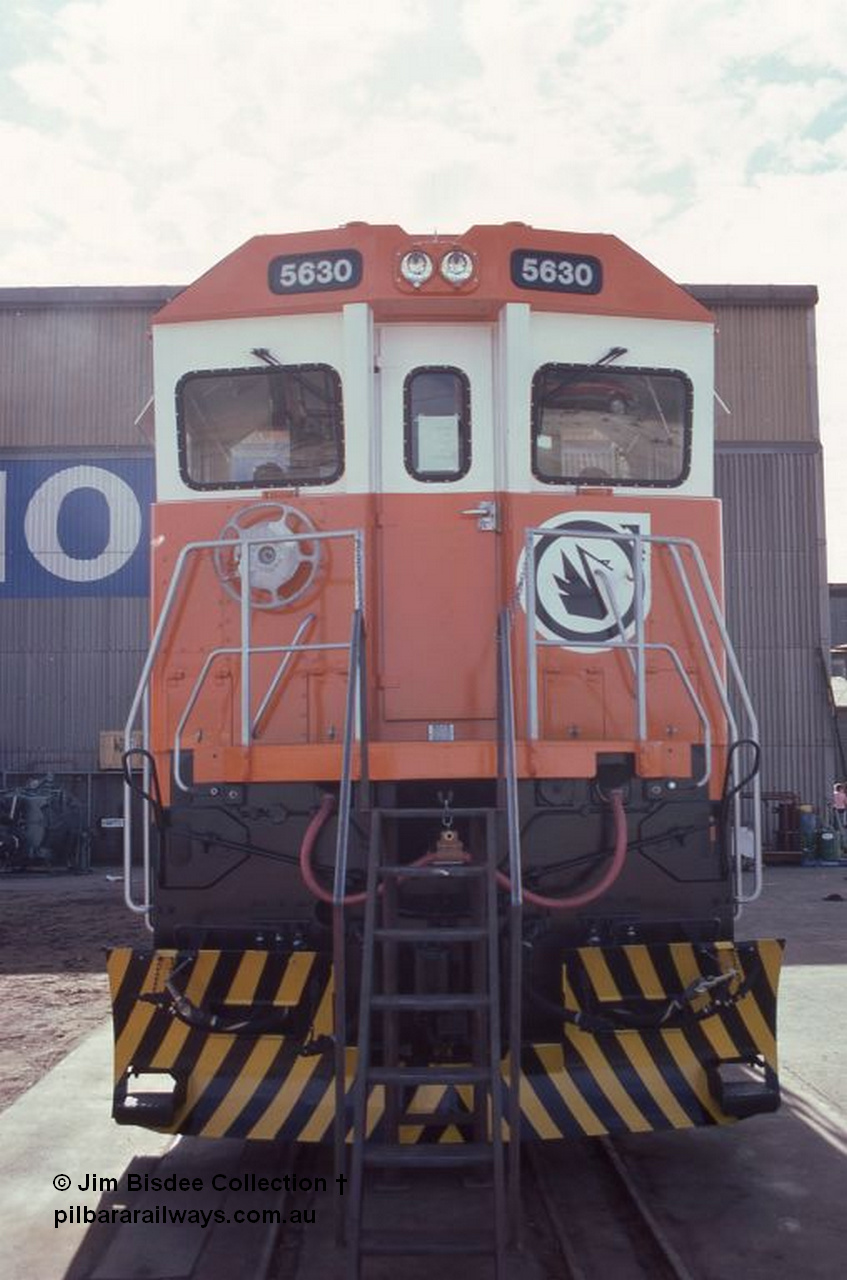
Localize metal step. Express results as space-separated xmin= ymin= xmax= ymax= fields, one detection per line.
xmin=398 ymin=1110 xmax=478 ymax=1127
xmin=348 ymin=796 xmax=511 ymax=1278
xmin=374 ymin=806 xmax=498 ymax=820
xmin=370 ymin=993 xmax=491 ymax=1012
xmin=368 ymin=1065 xmax=489 ymax=1086
xmin=377 ymin=863 xmax=487 ymax=879
xmin=374 ymin=926 xmax=488 ymax=943
xmin=362 ymin=1142 xmax=494 ymax=1169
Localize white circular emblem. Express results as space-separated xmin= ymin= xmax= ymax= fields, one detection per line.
xmin=519 ymin=512 xmax=651 ymax=649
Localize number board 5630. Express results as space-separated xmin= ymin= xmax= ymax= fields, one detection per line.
xmin=511 ymin=249 xmax=602 ymax=295
xmin=268 ymin=250 xmax=363 ymax=295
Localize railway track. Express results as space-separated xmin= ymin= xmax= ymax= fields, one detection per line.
xmin=62 ymin=1135 xmax=697 ymax=1280
xmin=64 ymin=1137 xmax=297 ymax=1280
xmin=277 ymin=1138 xmax=700 ymax=1280
xmin=528 ymin=1138 xmax=697 ymax=1280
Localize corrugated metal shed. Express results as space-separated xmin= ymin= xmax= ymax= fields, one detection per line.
xmin=695 ymin=286 xmax=820 ymax=445
xmin=0 ymin=598 xmax=147 ymax=772
xmin=716 ymin=445 xmax=833 ymax=807
xmin=0 ymin=287 xmax=177 ymax=449
xmin=688 ymin=284 xmax=833 ymax=812
xmin=0 ymin=289 xmax=174 ymax=788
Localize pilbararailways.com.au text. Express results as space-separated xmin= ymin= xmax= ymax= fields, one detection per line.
xmin=54 ymin=1171 xmax=343 ymax=1229
xmin=56 ymin=1204 xmax=310 ymax=1229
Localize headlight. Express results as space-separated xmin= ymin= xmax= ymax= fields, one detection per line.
xmin=439 ymin=248 xmax=475 ymax=286
xmin=399 ymin=250 xmax=434 ymax=287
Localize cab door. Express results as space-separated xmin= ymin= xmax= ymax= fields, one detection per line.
xmin=375 ymin=324 xmax=499 ymax=734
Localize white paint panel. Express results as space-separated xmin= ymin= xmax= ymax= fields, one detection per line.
xmin=341 ymin=303 xmax=374 ymax=494
xmin=376 ymin=324 xmax=495 ymax=494
xmin=153 ymin=312 xmax=348 ymax=501
xmin=151 ymin=306 xmax=713 ymax=502
xmin=526 ymin=312 xmax=715 ymax=496
xmin=497 ymin=303 xmax=531 ymax=496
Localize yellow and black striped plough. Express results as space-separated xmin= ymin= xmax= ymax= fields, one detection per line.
xmin=107 ymin=938 xmax=782 ymax=1141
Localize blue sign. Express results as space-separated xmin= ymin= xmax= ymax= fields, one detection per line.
xmin=0 ymin=458 xmax=154 ymax=598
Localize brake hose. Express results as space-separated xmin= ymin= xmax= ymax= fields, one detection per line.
xmin=302 ymin=787 xmax=628 ymax=911
xmin=496 ymin=787 xmax=628 ymax=909
xmin=300 ymin=794 xmax=444 ymax=906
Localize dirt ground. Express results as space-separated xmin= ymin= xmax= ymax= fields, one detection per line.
xmin=0 ymin=871 xmax=148 ymax=1113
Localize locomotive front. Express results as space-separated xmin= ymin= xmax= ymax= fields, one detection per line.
xmin=108 ymin=224 xmax=781 ymax=1154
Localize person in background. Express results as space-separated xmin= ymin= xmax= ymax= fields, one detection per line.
xmin=832 ymin=782 xmax=847 ymax=830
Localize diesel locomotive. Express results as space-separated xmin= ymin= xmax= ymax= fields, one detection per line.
xmin=108 ymin=222 xmax=781 ymax=1264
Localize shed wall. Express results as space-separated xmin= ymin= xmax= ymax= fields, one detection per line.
xmin=0 ymin=597 xmax=147 ymax=772
xmin=716 ymin=445 xmax=833 ymax=808
xmin=0 ymin=290 xmax=173 ymax=449
xmin=0 ymin=291 xmax=169 ymax=800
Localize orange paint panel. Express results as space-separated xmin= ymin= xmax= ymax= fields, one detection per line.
xmin=152 ymin=225 xmax=711 ymax=327
xmin=543 ymin=669 xmax=606 ymax=739
xmin=505 ymin=492 xmax=728 ymax=791
xmin=377 ymin=493 xmax=497 ymax=723
xmin=148 ymin=489 xmax=728 ymax=791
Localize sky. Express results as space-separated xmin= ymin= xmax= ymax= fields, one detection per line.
xmin=2 ymin=0 xmax=846 ymax=571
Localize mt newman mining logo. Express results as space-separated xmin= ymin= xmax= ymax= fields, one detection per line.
xmin=519 ymin=512 xmax=652 ymax=650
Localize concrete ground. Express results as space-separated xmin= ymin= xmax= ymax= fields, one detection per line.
xmin=0 ymin=865 xmax=844 ymax=1279
xmin=610 ymin=863 xmax=847 ymax=1280
xmin=743 ymin=862 xmax=847 ymax=1115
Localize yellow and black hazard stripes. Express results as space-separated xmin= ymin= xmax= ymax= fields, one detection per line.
xmin=108 ymin=939 xmax=783 ymax=1142
xmin=518 ymin=938 xmax=784 ymax=1135
xmin=107 ymin=947 xmax=334 ymax=1139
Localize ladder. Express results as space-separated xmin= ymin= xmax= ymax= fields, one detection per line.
xmin=346 ymin=804 xmax=508 ymax=1276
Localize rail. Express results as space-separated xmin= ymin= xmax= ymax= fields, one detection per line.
xmin=122 ymin=527 xmax=365 ymax=916
xmin=523 ymin=526 xmax=762 ymax=907
xmin=497 ymin=610 xmax=523 ymax=1241
xmin=331 ymin=606 xmax=368 ymax=1223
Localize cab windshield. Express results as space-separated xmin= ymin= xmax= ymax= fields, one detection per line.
xmin=177 ymin=364 xmax=344 ymax=489
xmin=532 ymin=365 xmax=691 ymax=487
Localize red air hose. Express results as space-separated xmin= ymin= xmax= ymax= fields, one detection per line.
xmin=300 ymin=794 xmax=354 ymax=905
xmin=496 ymin=786 xmax=628 ymax=909
xmin=299 ymin=794 xmax=444 ymax=907
xmin=301 ymin=787 xmax=628 ymax=911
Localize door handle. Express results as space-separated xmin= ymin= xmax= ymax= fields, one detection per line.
xmin=460 ymin=499 xmax=499 ymax=532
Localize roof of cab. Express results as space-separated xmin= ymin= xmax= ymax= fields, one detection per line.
xmin=153 ymin=222 xmax=713 ymax=327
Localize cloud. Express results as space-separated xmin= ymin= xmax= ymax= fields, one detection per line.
xmin=4 ymin=0 xmax=845 ymax=270
xmin=2 ymin=0 xmax=847 ymax=569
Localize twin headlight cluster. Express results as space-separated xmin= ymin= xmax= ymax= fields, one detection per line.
xmin=398 ymin=247 xmax=476 ymax=288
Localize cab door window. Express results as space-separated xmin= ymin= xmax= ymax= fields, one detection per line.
xmin=404 ymin=366 xmax=471 ymax=482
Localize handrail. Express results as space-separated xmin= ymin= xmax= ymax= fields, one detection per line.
xmin=497 ymin=611 xmax=523 ymax=909
xmin=333 ymin=609 xmax=365 ymax=907
xmin=332 ymin=608 xmax=366 ymax=1223
xmin=535 ymin=636 xmax=713 ymax=789
xmin=123 ymin=527 xmax=364 ymax=918
xmin=252 ymin=613 xmax=316 ymax=737
xmin=497 ymin=609 xmax=523 ymax=1241
xmin=663 ymin=539 xmax=762 ymax=903
xmin=522 ymin=524 xmax=762 ymax=907
xmin=172 ymin=636 xmax=350 ymax=793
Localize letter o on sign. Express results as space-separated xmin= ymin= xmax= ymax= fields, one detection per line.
xmin=23 ymin=465 xmax=142 ymax=583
